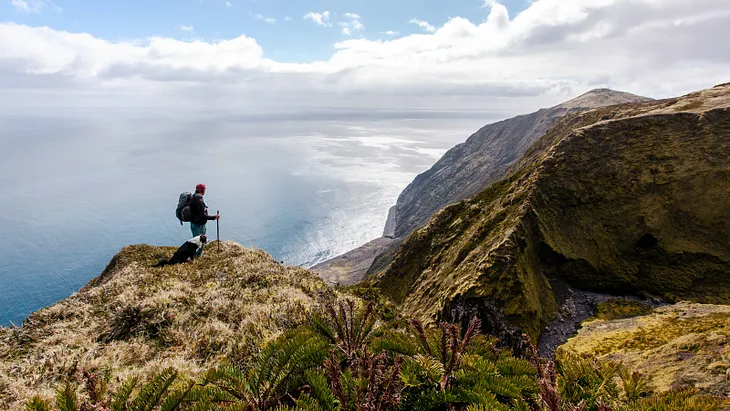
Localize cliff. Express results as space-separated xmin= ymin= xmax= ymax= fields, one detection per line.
xmin=374 ymin=83 xmax=730 ymax=344
xmin=0 ymin=241 xmax=335 ymax=409
xmin=313 ymin=89 xmax=651 ymax=285
xmin=391 ymin=88 xmax=653 ymax=238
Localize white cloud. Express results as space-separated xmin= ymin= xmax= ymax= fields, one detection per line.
xmin=178 ymin=25 xmax=195 ymax=34
xmin=285 ymin=16 xmax=293 ymax=21
xmin=254 ymin=14 xmax=276 ymax=24
xmin=339 ymin=13 xmax=364 ymax=36
xmin=10 ymin=0 xmax=34 ymax=12
xmin=225 ymin=1 xmax=232 ymax=6
xmin=385 ymin=31 xmax=399 ymax=36
xmin=304 ymin=11 xmax=331 ymax=27
xmin=410 ymin=18 xmax=436 ymax=33
xmin=9 ymin=0 xmax=60 ymax=13
xmin=1 ymin=0 xmax=730 ymax=116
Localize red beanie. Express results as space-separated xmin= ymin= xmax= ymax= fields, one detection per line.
xmin=195 ymin=183 xmax=206 ymax=192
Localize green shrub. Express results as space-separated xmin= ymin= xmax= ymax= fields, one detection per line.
xmin=26 ymin=302 xmax=730 ymax=411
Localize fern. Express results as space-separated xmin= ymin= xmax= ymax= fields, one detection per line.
xmin=293 ymin=393 xmax=325 ymax=411
xmin=495 ymin=357 xmax=537 ymax=377
xmin=158 ymin=378 xmax=199 ymax=411
xmin=302 ymin=370 xmax=337 ymax=411
xmin=25 ymin=396 xmax=51 ymax=411
xmin=206 ymin=329 xmax=328 ymax=409
xmin=111 ymin=376 xmax=139 ymax=411
xmin=55 ymin=383 xmax=77 ymax=411
xmin=370 ymin=330 xmax=420 ymax=357
xmin=617 ymin=366 xmax=650 ymax=402
xmin=453 ymin=387 xmax=511 ymax=410
xmin=310 ymin=300 xmax=377 ymax=362
xmin=555 ymin=352 xmax=620 ymax=409
xmin=128 ymin=368 xmax=178 ymax=411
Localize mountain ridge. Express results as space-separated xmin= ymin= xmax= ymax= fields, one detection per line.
xmin=313 ymin=88 xmax=652 ymax=285
xmin=373 ymin=82 xmax=730 ymax=345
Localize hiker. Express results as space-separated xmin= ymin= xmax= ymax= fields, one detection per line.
xmin=189 ymin=183 xmax=220 ymax=256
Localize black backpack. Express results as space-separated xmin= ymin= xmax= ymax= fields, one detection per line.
xmin=176 ymin=192 xmax=194 ymax=225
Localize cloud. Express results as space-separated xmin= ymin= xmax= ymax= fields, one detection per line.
xmin=254 ymin=14 xmax=276 ymax=24
xmin=1 ymin=0 xmax=729 ymax=116
xmin=339 ymin=13 xmax=364 ymax=36
xmin=285 ymin=16 xmax=293 ymax=21
xmin=9 ymin=0 xmax=35 ymax=12
xmin=178 ymin=25 xmax=195 ymax=34
xmin=226 ymin=1 xmax=232 ymax=6
xmin=385 ymin=31 xmax=399 ymax=36
xmin=9 ymin=0 xmax=60 ymax=13
xmin=410 ymin=18 xmax=436 ymax=33
xmin=304 ymin=11 xmax=331 ymax=27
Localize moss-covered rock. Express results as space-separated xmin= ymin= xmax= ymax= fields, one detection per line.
xmin=560 ymin=302 xmax=730 ymax=395
xmin=374 ymin=83 xmax=730 ymax=345
xmin=589 ymin=298 xmax=654 ymax=322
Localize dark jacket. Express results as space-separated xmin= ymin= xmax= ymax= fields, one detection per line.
xmin=190 ymin=194 xmax=216 ymax=226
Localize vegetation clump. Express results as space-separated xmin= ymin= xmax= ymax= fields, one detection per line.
xmin=588 ymin=299 xmax=654 ymax=322
xmin=561 ymin=302 xmax=730 ymax=395
xmin=23 ymin=301 xmax=730 ymax=410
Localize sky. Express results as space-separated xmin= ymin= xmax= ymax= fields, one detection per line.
xmin=1 ymin=0 xmax=729 ymax=116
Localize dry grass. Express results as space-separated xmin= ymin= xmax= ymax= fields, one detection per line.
xmin=561 ymin=302 xmax=730 ymax=395
xmin=0 ymin=241 xmax=339 ymax=410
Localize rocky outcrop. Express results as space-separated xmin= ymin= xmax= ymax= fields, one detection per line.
xmin=560 ymin=302 xmax=730 ymax=395
xmin=374 ymin=83 xmax=730 ymax=344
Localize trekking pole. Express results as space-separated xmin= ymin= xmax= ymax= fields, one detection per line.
xmin=216 ymin=210 xmax=220 ymax=252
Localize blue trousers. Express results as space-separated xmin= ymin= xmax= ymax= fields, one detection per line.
xmin=190 ymin=223 xmax=207 ymax=256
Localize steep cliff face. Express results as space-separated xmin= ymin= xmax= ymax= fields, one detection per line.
xmin=392 ymin=89 xmax=652 ymax=238
xmin=375 ymin=83 xmax=730 ymax=343
xmin=314 ymin=89 xmax=651 ymax=285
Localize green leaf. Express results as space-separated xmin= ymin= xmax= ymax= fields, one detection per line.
xmin=293 ymin=393 xmax=325 ymax=411
xmin=128 ymin=368 xmax=178 ymax=411
xmin=25 ymin=396 xmax=51 ymax=411
xmin=112 ymin=376 xmax=139 ymax=411
xmin=495 ymin=357 xmax=537 ymax=377
xmin=55 ymin=383 xmax=77 ymax=411
xmin=304 ymin=369 xmax=337 ymax=411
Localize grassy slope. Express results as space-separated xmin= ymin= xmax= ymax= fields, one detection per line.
xmin=375 ymin=83 xmax=730 ymax=342
xmin=0 ymin=241 xmax=336 ymax=410
xmin=560 ymin=302 xmax=730 ymax=395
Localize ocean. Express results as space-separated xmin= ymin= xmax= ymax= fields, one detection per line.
xmin=0 ymin=111 xmax=497 ymax=326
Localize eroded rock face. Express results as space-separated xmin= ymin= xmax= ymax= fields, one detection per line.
xmin=375 ymin=83 xmax=730 ymax=342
